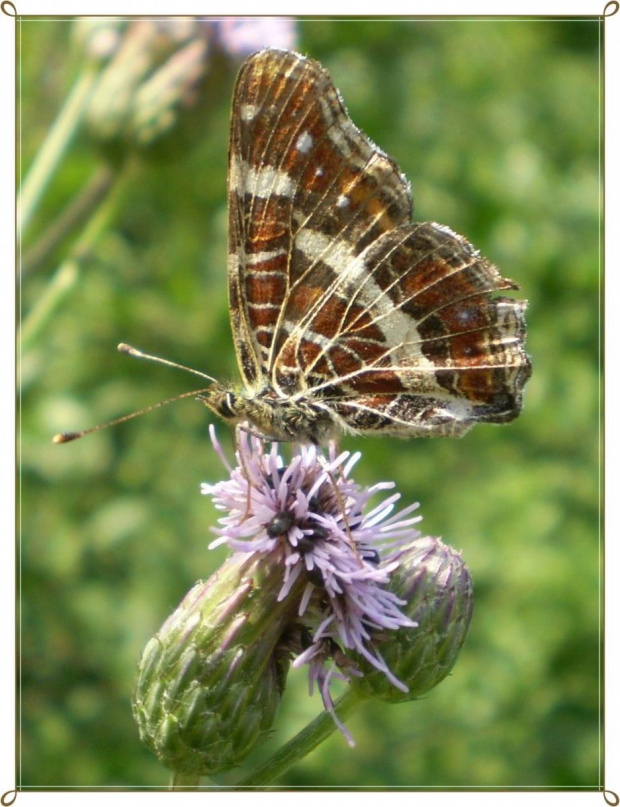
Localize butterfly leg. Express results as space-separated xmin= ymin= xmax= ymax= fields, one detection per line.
xmin=318 ymin=454 xmax=364 ymax=567
xmin=233 ymin=424 xmax=261 ymax=522
xmin=235 ymin=422 xmax=283 ymax=442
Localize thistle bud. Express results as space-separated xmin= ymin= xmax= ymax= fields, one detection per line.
xmin=132 ymin=551 xmax=304 ymax=776
xmin=351 ymin=536 xmax=473 ymax=703
xmin=84 ymin=20 xmax=210 ymax=154
xmin=72 ymin=19 xmax=126 ymax=63
xmin=127 ymin=38 xmax=208 ymax=146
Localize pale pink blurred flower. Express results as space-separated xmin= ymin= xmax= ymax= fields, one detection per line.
xmin=212 ymin=17 xmax=297 ymax=55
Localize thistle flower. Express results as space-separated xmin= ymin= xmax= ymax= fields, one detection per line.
xmin=211 ymin=18 xmax=297 ymax=55
xmin=132 ymin=550 xmax=305 ymax=776
xmin=78 ymin=17 xmax=297 ymax=152
xmin=134 ymin=427 xmax=473 ymax=773
xmin=84 ymin=20 xmax=210 ymax=150
xmin=349 ymin=536 xmax=474 ymax=703
xmin=72 ymin=19 xmax=126 ymax=62
xmin=202 ymin=427 xmax=424 ymax=744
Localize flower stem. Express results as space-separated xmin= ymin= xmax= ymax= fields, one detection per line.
xmin=18 ymin=66 xmax=99 ymax=239
xmin=19 ymin=160 xmax=135 ymax=352
xmin=170 ymin=771 xmax=202 ymax=790
xmin=21 ymin=164 xmax=116 ymax=277
xmin=19 ymin=258 xmax=79 ymax=353
xmin=236 ymin=687 xmax=367 ymax=788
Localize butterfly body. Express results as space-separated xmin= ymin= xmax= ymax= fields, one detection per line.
xmin=203 ymin=48 xmax=531 ymax=444
xmin=200 ymin=383 xmax=338 ymax=444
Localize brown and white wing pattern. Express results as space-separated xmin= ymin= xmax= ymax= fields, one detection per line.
xmin=228 ymin=48 xmax=411 ymax=386
xmin=228 ymin=48 xmax=531 ymax=438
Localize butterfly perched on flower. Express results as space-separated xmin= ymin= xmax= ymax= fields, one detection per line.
xmin=198 ymin=48 xmax=531 ymax=445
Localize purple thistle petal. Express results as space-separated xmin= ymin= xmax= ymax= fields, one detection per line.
xmin=211 ymin=17 xmax=297 ymax=56
xmin=320 ymin=665 xmax=355 ymax=748
xmin=202 ymin=427 xmax=426 ymax=743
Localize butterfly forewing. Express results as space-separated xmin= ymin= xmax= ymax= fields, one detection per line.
xmin=229 ymin=51 xmax=411 ymax=379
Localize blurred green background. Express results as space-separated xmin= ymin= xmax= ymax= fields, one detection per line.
xmin=19 ymin=16 xmax=601 ymax=789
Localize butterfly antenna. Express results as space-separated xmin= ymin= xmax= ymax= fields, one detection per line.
xmin=117 ymin=343 xmax=219 ymax=384
xmin=52 ymin=387 xmax=212 ymax=444
xmin=53 ymin=343 xmax=220 ymax=444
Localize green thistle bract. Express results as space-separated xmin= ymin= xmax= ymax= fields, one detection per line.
xmin=350 ymin=536 xmax=473 ymax=703
xmin=132 ymin=552 xmax=304 ymax=776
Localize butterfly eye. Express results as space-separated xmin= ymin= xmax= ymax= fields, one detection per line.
xmin=217 ymin=392 xmax=237 ymax=419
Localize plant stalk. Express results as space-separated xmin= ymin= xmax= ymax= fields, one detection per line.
xmin=18 ymin=67 xmax=99 ymax=238
xmin=19 ymin=160 xmax=135 ymax=352
xmin=170 ymin=772 xmax=202 ymax=790
xmin=236 ymin=687 xmax=367 ymax=788
xmin=21 ymin=164 xmax=116 ymax=277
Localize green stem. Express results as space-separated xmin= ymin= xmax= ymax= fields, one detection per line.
xmin=19 ymin=259 xmax=79 ymax=353
xmin=21 ymin=164 xmax=116 ymax=277
xmin=19 ymin=160 xmax=135 ymax=352
xmin=18 ymin=66 xmax=99 ymax=238
xmin=236 ymin=687 xmax=367 ymax=788
xmin=170 ymin=772 xmax=202 ymax=790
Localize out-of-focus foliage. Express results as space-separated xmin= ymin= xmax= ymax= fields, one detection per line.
xmin=19 ymin=17 xmax=601 ymax=789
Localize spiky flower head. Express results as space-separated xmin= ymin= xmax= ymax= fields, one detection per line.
xmin=132 ymin=549 xmax=304 ymax=776
xmin=134 ymin=427 xmax=473 ymax=771
xmin=348 ymin=536 xmax=474 ymax=703
xmin=78 ymin=18 xmax=297 ymax=153
xmin=84 ymin=20 xmax=210 ymax=151
xmin=202 ymin=428 xmax=424 ymax=744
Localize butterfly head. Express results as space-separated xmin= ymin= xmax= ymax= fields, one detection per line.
xmin=198 ymin=384 xmax=248 ymax=424
xmin=198 ymin=384 xmax=338 ymax=445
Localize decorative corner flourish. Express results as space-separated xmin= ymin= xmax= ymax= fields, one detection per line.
xmin=1 ymin=1 xmax=16 ymax=18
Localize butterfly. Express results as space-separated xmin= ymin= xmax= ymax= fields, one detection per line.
xmin=198 ymin=48 xmax=533 ymax=444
